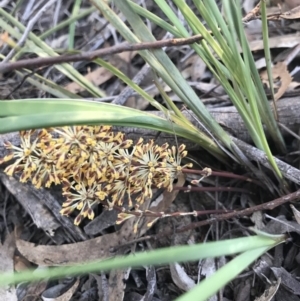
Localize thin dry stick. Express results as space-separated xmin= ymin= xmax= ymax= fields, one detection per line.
xmin=242 ymin=2 xmax=261 ymax=22
xmin=176 ymin=189 xmax=300 ymax=233
xmin=0 ymin=34 xmax=204 ymax=73
xmin=116 ymin=189 xmax=300 ymax=248
xmin=182 ymin=168 xmax=260 ymax=184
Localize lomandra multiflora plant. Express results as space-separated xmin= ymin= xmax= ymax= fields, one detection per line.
xmin=0 ymin=126 xmax=192 ymax=226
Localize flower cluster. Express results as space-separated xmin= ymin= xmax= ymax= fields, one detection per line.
xmin=0 ymin=126 xmax=192 ymax=225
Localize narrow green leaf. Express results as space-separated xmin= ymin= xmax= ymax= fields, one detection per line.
xmin=176 ymin=247 xmax=270 ymax=301
xmin=0 ymin=9 xmax=105 ymax=97
xmin=69 ymin=0 xmax=82 ymax=50
xmin=0 ymin=234 xmax=284 ymax=287
xmin=0 ymin=99 xmax=226 ymax=159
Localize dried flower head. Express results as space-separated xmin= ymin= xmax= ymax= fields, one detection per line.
xmin=0 ymin=125 xmax=192 ymax=225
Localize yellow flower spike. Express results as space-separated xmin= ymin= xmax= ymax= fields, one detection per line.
xmin=178 ymin=144 xmax=186 ymax=152
xmin=116 ymin=212 xmax=135 ymax=225
xmin=96 ymin=190 xmax=107 ymax=201
xmin=181 ymin=150 xmax=188 ymax=158
xmin=120 ymin=139 xmax=133 ymax=149
xmin=74 ymin=183 xmax=81 ymax=191
xmin=4 ymin=164 xmax=16 ymax=176
xmin=0 ymin=126 xmax=192 ymax=227
xmin=76 ymin=201 xmax=84 ymax=210
xmin=33 ymin=177 xmax=42 ymax=189
xmin=20 ymin=171 xmax=31 ymax=183
xmin=74 ymin=214 xmax=83 ymax=226
xmin=87 ymin=176 xmax=96 ymax=187
xmin=87 ymin=208 xmax=95 ymax=220
xmin=0 ymin=153 xmax=14 ymax=165
xmin=60 ymin=206 xmax=75 ymax=216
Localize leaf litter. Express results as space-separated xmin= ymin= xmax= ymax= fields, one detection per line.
xmin=3 ymin=0 xmax=300 ymax=300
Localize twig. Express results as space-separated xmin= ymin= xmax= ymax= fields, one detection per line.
xmin=182 ymin=168 xmax=260 ymax=184
xmin=0 ymin=34 xmax=205 ymax=73
xmin=113 ymin=206 xmax=230 ymax=219
xmin=176 ymin=189 xmax=300 ymax=232
xmin=242 ymin=2 xmax=261 ymax=22
xmin=116 ymin=189 xmax=300 ymax=249
xmin=232 ymin=137 xmax=300 ymax=186
xmin=173 ymin=186 xmax=251 ymax=194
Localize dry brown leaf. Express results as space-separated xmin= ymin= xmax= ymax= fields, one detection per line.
xmin=290 ymin=204 xmax=300 ymax=224
xmin=249 ymin=33 xmax=300 ymax=51
xmin=64 ymin=51 xmax=137 ymax=94
xmin=281 ymin=5 xmax=300 ymax=19
xmin=23 ymin=279 xmax=48 ymax=301
xmin=254 ymin=278 xmax=281 ymax=301
xmin=0 ymin=232 xmax=17 ymax=301
xmin=170 ymin=263 xmax=195 ymax=291
xmin=271 ymin=267 xmax=300 ymax=294
xmin=181 ymin=55 xmax=206 ymax=82
xmin=16 ymin=218 xmax=135 ymax=266
xmin=285 ymin=0 xmax=300 ymax=9
xmin=108 ymin=269 xmax=130 ymax=301
xmin=14 ymin=255 xmax=33 ymax=272
xmin=260 ymin=61 xmax=292 ymax=101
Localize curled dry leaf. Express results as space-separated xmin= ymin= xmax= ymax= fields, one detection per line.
xmin=170 ymin=263 xmax=195 ymax=291
xmin=260 ymin=61 xmax=292 ymax=101
xmin=249 ymin=33 xmax=300 ymax=51
xmin=234 ymin=278 xmax=252 ymax=301
xmin=290 ymin=204 xmax=300 ymax=224
xmin=263 ymin=215 xmax=300 ymax=235
xmin=142 ymin=265 xmax=157 ymax=301
xmin=254 ymin=278 xmax=281 ymax=301
xmin=253 ymin=254 xmax=273 ymax=281
xmin=84 ymin=209 xmax=118 ymax=236
xmin=16 ymin=216 xmax=137 ymax=266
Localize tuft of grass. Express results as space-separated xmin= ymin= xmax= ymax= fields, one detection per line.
xmin=0 ymin=1 xmax=289 ymax=300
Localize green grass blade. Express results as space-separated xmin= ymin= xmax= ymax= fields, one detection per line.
xmin=0 ymin=9 xmax=105 ymax=98
xmin=223 ymin=0 xmax=283 ymax=177
xmin=0 ymin=234 xmax=285 ymax=286
xmin=68 ymin=0 xmax=82 ymax=50
xmin=91 ymin=0 xmax=234 ymax=151
xmin=176 ymin=247 xmax=270 ymax=301
xmin=39 ymin=7 xmax=94 ymax=40
xmin=0 ymin=99 xmax=225 ymax=159
xmin=128 ymin=1 xmax=181 ymax=36
xmin=260 ymin=1 xmax=275 ymax=104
